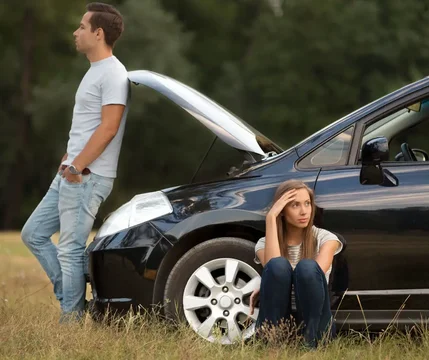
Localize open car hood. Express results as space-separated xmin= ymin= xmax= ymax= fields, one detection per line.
xmin=128 ymin=70 xmax=282 ymax=158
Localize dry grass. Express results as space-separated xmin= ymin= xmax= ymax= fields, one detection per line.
xmin=1 ymin=231 xmax=429 ymax=359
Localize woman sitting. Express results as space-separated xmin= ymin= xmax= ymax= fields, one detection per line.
xmin=249 ymin=179 xmax=343 ymax=347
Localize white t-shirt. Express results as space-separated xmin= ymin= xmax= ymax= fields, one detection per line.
xmin=254 ymin=226 xmax=343 ymax=285
xmin=62 ymin=56 xmax=130 ymax=178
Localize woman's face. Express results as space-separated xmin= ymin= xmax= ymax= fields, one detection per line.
xmin=282 ymin=188 xmax=312 ymax=228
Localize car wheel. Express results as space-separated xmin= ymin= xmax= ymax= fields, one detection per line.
xmin=164 ymin=237 xmax=262 ymax=344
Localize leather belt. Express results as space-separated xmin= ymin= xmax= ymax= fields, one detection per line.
xmin=60 ymin=165 xmax=91 ymax=175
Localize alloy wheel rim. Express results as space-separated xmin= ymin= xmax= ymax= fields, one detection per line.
xmin=182 ymin=258 xmax=261 ymax=344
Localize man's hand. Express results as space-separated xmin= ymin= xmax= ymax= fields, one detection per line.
xmin=249 ymin=287 xmax=260 ymax=316
xmin=61 ymin=166 xmax=82 ymax=184
xmin=58 ymin=153 xmax=68 ymax=174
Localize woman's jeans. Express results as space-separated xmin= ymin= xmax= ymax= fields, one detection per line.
xmin=256 ymin=257 xmax=335 ymax=347
xmin=21 ymin=173 xmax=113 ymax=320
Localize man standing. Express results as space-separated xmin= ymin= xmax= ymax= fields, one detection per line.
xmin=21 ymin=2 xmax=130 ymax=321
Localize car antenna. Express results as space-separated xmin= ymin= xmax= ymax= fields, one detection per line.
xmin=190 ymin=136 xmax=218 ymax=184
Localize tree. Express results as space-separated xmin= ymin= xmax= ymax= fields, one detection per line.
xmin=240 ymin=0 xmax=429 ymax=148
xmin=0 ymin=0 xmax=86 ymax=229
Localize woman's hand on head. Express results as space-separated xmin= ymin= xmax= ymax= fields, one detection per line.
xmin=264 ymin=189 xmax=297 ymax=265
xmin=267 ymin=189 xmax=297 ymax=220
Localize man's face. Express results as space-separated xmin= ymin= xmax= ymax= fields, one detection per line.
xmin=73 ymin=12 xmax=99 ymax=54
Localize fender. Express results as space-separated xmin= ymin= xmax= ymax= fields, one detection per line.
xmin=162 ymin=208 xmax=267 ymax=244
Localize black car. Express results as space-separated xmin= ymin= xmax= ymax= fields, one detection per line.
xmin=87 ymin=70 xmax=429 ymax=344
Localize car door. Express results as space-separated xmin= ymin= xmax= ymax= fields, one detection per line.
xmin=305 ymin=96 xmax=429 ymax=331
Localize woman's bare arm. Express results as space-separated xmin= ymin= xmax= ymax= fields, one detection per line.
xmin=264 ymin=215 xmax=282 ymax=264
xmin=263 ymin=189 xmax=297 ymax=264
xmin=315 ymin=241 xmax=340 ymax=273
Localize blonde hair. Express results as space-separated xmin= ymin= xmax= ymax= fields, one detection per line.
xmin=271 ymin=179 xmax=316 ymax=259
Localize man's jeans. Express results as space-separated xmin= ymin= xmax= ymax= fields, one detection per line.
xmin=21 ymin=172 xmax=113 ymax=319
xmin=256 ymin=257 xmax=335 ymax=347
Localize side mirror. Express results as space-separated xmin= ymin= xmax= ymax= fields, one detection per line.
xmin=360 ymin=137 xmax=397 ymax=186
xmin=361 ymin=137 xmax=389 ymax=165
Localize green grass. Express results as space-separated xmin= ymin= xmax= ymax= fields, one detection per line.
xmin=1 ymin=231 xmax=429 ymax=359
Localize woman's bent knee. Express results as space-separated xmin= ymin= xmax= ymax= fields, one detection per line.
xmin=295 ymin=259 xmax=322 ymax=280
xmin=264 ymin=257 xmax=293 ymax=280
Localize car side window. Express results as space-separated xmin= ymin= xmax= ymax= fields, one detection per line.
xmin=360 ymin=98 xmax=429 ymax=163
xmin=388 ymin=117 xmax=429 ymax=161
xmin=299 ymin=126 xmax=354 ymax=168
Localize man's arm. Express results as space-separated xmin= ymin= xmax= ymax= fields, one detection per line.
xmin=71 ymin=104 xmax=125 ymax=172
xmin=62 ymin=68 xmax=129 ymax=182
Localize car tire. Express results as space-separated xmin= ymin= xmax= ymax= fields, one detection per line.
xmin=164 ymin=237 xmax=262 ymax=344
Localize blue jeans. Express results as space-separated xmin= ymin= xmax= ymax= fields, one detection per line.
xmin=21 ymin=172 xmax=113 ymax=319
xmin=256 ymin=257 xmax=335 ymax=347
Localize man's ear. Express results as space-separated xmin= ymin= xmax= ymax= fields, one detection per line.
xmin=96 ymin=28 xmax=104 ymax=40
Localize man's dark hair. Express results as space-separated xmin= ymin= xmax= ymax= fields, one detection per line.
xmin=86 ymin=2 xmax=124 ymax=48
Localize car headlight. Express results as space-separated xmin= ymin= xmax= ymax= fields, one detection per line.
xmin=95 ymin=191 xmax=173 ymax=238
